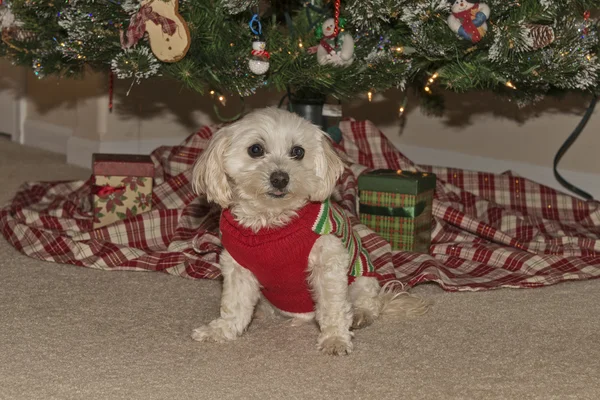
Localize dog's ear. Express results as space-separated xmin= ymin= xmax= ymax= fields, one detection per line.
xmin=192 ymin=127 xmax=233 ymax=208
xmin=310 ymin=131 xmax=346 ymax=202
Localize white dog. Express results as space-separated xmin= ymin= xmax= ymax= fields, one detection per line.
xmin=191 ymin=108 xmax=429 ymax=355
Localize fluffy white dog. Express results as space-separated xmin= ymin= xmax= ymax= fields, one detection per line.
xmin=191 ymin=108 xmax=429 ymax=355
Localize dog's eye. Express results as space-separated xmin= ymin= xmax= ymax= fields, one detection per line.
xmin=290 ymin=146 xmax=305 ymax=160
xmin=248 ymin=144 xmax=264 ymax=158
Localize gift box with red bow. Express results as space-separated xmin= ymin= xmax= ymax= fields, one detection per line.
xmin=92 ymin=154 xmax=155 ymax=229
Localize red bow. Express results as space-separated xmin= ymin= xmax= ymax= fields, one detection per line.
xmin=120 ymin=4 xmax=178 ymax=49
xmin=92 ymin=184 xmax=126 ymax=198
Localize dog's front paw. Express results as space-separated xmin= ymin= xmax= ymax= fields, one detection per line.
xmin=191 ymin=319 xmax=239 ymax=343
xmin=318 ymin=334 xmax=353 ymax=356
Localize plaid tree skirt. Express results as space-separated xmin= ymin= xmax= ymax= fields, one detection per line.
xmin=1 ymin=120 xmax=600 ymax=291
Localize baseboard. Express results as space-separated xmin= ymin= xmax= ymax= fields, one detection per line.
xmin=400 ymin=144 xmax=600 ymax=200
xmin=0 ymin=100 xmax=19 ymax=141
xmin=22 ymin=119 xmax=73 ymax=154
xmin=66 ymin=135 xmax=190 ymax=169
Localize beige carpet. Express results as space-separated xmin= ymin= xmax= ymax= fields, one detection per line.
xmin=1 ymin=139 xmax=599 ymax=400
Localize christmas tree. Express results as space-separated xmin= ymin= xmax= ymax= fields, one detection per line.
xmin=0 ymin=0 xmax=599 ymax=109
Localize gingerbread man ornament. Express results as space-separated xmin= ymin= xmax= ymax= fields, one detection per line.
xmin=122 ymin=0 xmax=191 ymax=63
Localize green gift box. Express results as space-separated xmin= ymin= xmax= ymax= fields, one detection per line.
xmin=358 ymin=169 xmax=436 ymax=253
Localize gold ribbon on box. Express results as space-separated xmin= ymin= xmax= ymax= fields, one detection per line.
xmin=359 ymin=201 xmax=426 ymax=218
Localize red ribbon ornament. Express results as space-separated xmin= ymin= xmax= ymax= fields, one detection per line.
xmin=333 ymin=0 xmax=341 ymax=37
xmin=120 ymin=4 xmax=178 ymax=49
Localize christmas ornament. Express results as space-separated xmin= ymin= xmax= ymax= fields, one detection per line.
xmin=580 ymin=10 xmax=591 ymax=38
xmin=447 ymin=0 xmax=490 ymax=44
xmin=2 ymin=27 xmax=37 ymax=51
xmin=121 ymin=0 xmax=190 ymax=63
xmin=222 ymin=0 xmax=258 ymax=15
xmin=111 ymin=46 xmax=161 ymax=83
xmin=332 ymin=0 xmax=341 ymax=37
xmin=527 ymin=24 xmax=554 ymax=50
xmin=249 ymin=38 xmax=270 ymax=75
xmin=1 ymin=2 xmax=16 ymax=30
xmin=247 ymin=14 xmax=270 ymax=75
xmin=315 ymin=18 xmax=354 ymax=66
xmin=1 ymin=3 xmax=36 ymax=53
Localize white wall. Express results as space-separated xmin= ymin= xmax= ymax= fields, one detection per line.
xmin=0 ymin=65 xmax=598 ymax=198
xmin=347 ymin=90 xmax=600 ymax=174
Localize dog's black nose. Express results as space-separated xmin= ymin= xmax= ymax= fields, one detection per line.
xmin=270 ymin=171 xmax=289 ymax=190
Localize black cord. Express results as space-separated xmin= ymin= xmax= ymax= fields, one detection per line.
xmin=278 ymin=92 xmax=289 ymax=109
xmin=284 ymin=11 xmax=294 ymax=39
xmin=213 ymin=97 xmax=246 ymax=122
xmin=306 ymin=4 xmax=327 ymax=14
xmin=305 ymin=4 xmax=328 ymax=30
xmin=553 ymin=96 xmax=597 ymax=201
xmin=306 ymin=6 xmax=313 ymax=29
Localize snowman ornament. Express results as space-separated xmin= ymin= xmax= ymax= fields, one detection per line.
xmin=1 ymin=1 xmax=22 ymax=30
xmin=316 ymin=18 xmax=354 ymax=66
xmin=248 ymin=38 xmax=270 ymax=75
xmin=122 ymin=0 xmax=191 ymax=63
xmin=447 ymin=0 xmax=490 ymax=43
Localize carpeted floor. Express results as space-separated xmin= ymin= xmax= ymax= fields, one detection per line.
xmin=1 ymin=139 xmax=599 ymax=400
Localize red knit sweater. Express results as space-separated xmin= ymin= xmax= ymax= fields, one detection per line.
xmin=219 ymin=200 xmax=377 ymax=314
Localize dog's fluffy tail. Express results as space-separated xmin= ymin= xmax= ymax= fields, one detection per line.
xmin=378 ymin=281 xmax=431 ymax=318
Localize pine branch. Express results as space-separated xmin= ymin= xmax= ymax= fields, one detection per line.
xmin=1 ymin=0 xmax=599 ymax=108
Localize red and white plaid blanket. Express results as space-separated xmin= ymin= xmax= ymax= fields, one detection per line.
xmin=2 ymin=120 xmax=600 ymax=291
